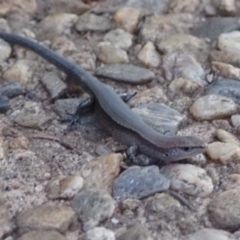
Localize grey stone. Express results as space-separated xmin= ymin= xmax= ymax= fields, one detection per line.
xmin=0 ymin=82 xmax=23 ymax=99
xmin=0 ymin=95 xmax=10 ymax=113
xmin=113 ymin=166 xmax=170 ymax=202
xmin=95 ymin=64 xmax=155 ymax=84
xmin=71 ymin=189 xmax=116 ymax=231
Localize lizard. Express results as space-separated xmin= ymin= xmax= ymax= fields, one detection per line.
xmin=0 ymin=32 xmax=206 ymax=165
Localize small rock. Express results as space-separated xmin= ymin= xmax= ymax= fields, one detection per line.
xmin=0 ymin=82 xmax=23 ymax=99
xmin=222 ymin=174 xmax=240 ymax=191
xmin=96 ymin=42 xmax=128 ymax=64
xmin=117 ymin=223 xmax=152 ymax=240
xmin=0 ymin=218 xmax=13 ymax=239
xmin=162 ymin=53 xmax=206 ymax=85
xmin=85 ymin=227 xmax=115 ymax=240
xmin=218 ymin=31 xmax=240 ymax=55
xmin=145 ymin=193 xmax=182 ymax=222
xmin=192 ymin=17 xmax=240 ymax=40
xmin=0 ymin=0 xmax=37 ymax=15
xmin=157 ymin=34 xmax=209 ymax=64
xmin=16 ymin=204 xmax=77 ymax=234
xmin=95 ymin=64 xmax=155 ymax=84
xmin=46 ymin=175 xmax=84 ymax=200
xmin=137 ymin=42 xmax=161 ymax=68
xmin=75 ymin=13 xmax=111 ymax=32
xmin=168 ymin=78 xmax=204 ymax=98
xmin=113 ymin=166 xmax=170 ymax=202
xmin=104 ymin=29 xmax=133 ymax=51
xmin=215 ymin=129 xmax=240 ymax=147
xmin=211 ymin=61 xmax=240 ymax=80
xmin=41 ymin=71 xmax=67 ymax=100
xmin=3 ymin=59 xmax=36 ymax=84
xmin=39 ymin=13 xmax=78 ymax=37
xmin=126 ymin=0 xmax=169 ymax=12
xmin=9 ymin=136 xmax=29 ymax=149
xmin=208 ymin=188 xmax=240 ymax=231
xmin=206 ymin=141 xmax=240 ymax=165
xmin=188 ymin=228 xmax=234 ymax=240
xmin=18 ymin=230 xmax=66 ymax=240
xmin=113 ymin=7 xmax=141 ymax=33
xmin=160 ymin=164 xmax=213 ymax=197
xmin=128 ymin=86 xmax=168 ymax=107
xmin=0 ymin=39 xmax=11 ymax=62
xmin=81 ymin=153 xmax=122 ymax=192
xmin=190 ymin=95 xmax=237 ymax=121
xmin=54 ymin=98 xmax=82 ymax=121
xmin=213 ymin=0 xmax=236 ymax=16
xmin=132 ymin=103 xmax=184 ymax=134
xmin=140 ymin=14 xmax=192 ymax=42
xmin=211 ymin=50 xmax=240 ymax=68
xmin=71 ymin=189 xmax=116 ymax=231
xmin=204 ymin=79 xmax=240 ymax=104
xmin=0 ymin=95 xmax=10 ymax=113
xmin=169 ymin=0 xmax=200 ymax=13
xmin=231 ymin=114 xmax=240 ymax=127
xmin=12 ymin=101 xmax=50 ymax=129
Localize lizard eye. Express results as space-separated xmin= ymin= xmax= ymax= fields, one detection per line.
xmin=183 ymin=147 xmax=190 ymax=151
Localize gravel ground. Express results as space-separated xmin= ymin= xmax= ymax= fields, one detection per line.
xmin=1 ymin=0 xmax=240 ymax=239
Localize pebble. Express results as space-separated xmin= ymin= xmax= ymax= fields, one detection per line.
xmin=206 ymin=141 xmax=240 ymax=165
xmin=16 ymin=204 xmax=77 ymax=234
xmin=137 ymin=42 xmax=161 ymax=68
xmin=0 ymin=95 xmax=10 ymax=113
xmin=211 ymin=61 xmax=240 ymax=80
xmin=162 ymin=53 xmax=206 ymax=85
xmin=0 ymin=0 xmax=37 ymax=15
xmin=41 ymin=71 xmax=67 ymax=100
xmin=231 ymin=114 xmax=240 ymax=127
xmin=113 ymin=7 xmax=141 ymax=33
xmin=128 ymin=86 xmax=168 ymax=107
xmin=80 ymin=153 xmax=122 ymax=192
xmin=160 ymin=164 xmax=213 ymax=197
xmin=75 ymin=13 xmax=111 ymax=32
xmin=113 ymin=166 xmax=170 ymax=202
xmin=46 ymin=175 xmax=84 ymax=200
xmin=126 ymin=0 xmax=169 ymax=12
xmin=190 ymin=95 xmax=237 ymax=121
xmin=204 ymin=79 xmax=240 ymax=104
xmin=96 ymin=64 xmax=155 ymax=84
xmin=71 ymin=189 xmax=116 ymax=231
xmin=54 ymin=98 xmax=82 ymax=121
xmin=140 ymin=14 xmax=192 ymax=42
xmin=85 ymin=227 xmax=115 ymax=240
xmin=39 ymin=13 xmax=78 ymax=37
xmin=0 ymin=39 xmax=11 ymax=63
xmin=3 ymin=59 xmax=36 ymax=84
xmin=188 ymin=228 xmax=235 ymax=240
xmin=222 ymin=174 xmax=240 ymax=191
xmin=0 ymin=218 xmax=13 ymax=239
xmin=157 ymin=34 xmax=209 ymax=64
xmin=168 ymin=78 xmax=204 ymax=99
xmin=18 ymin=230 xmax=66 ymax=240
xmin=218 ymin=31 xmax=240 ymax=55
xmin=211 ymin=50 xmax=240 ymax=68
xmin=96 ymin=42 xmax=128 ymax=64
xmin=213 ymin=0 xmax=236 ymax=16
xmin=215 ymin=129 xmax=240 ymax=147
xmin=9 ymin=135 xmax=29 ymax=149
xmin=12 ymin=101 xmax=50 ymax=129
xmin=192 ymin=17 xmax=240 ymax=40
xmin=208 ymin=189 xmax=240 ymax=231
xmin=117 ymin=223 xmax=152 ymax=240
xmin=145 ymin=193 xmax=182 ymax=222
xmin=0 ymin=82 xmax=23 ymax=99
xmin=169 ymin=0 xmax=200 ymax=13
xmin=104 ymin=29 xmax=133 ymax=51
xmin=132 ymin=103 xmax=184 ymax=134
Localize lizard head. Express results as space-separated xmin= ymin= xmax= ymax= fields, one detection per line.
xmin=159 ymin=135 xmax=207 ymax=162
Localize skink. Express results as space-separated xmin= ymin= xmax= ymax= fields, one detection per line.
xmin=0 ymin=32 xmax=206 ymax=164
